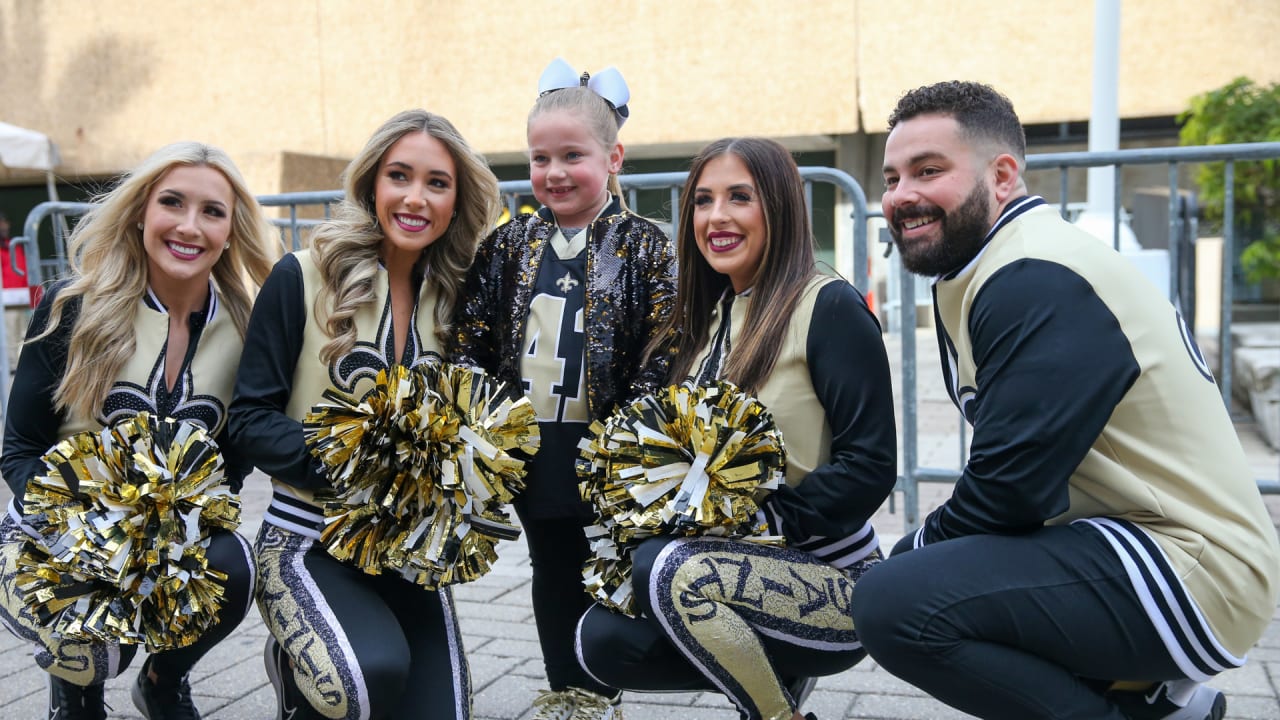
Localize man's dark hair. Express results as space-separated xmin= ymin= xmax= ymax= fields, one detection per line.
xmin=888 ymin=81 xmax=1026 ymax=161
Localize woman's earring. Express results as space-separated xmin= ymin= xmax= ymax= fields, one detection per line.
xmin=136 ymin=222 xmax=144 ymax=231
xmin=224 ymin=243 xmax=230 ymax=250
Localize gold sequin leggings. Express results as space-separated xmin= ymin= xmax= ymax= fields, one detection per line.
xmin=254 ymin=522 xmax=471 ymax=720
xmin=576 ymin=535 xmax=878 ymax=720
xmin=0 ymin=512 xmax=255 ymax=687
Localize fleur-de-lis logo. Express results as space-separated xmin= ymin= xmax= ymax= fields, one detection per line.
xmin=103 ymin=355 xmax=225 ymax=434
xmin=555 ymin=272 xmax=579 ymax=293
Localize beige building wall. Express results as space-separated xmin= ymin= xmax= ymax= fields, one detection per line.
xmin=0 ymin=0 xmax=1277 ymax=197
xmin=858 ymin=0 xmax=1280 ymax=132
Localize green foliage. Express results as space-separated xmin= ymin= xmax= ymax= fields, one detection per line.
xmin=1241 ymin=236 xmax=1280 ymax=284
xmin=1179 ymin=77 xmax=1280 ymax=280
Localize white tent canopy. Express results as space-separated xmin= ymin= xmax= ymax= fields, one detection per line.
xmin=0 ymin=121 xmax=60 ymax=171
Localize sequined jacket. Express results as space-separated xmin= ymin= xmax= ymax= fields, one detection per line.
xmin=450 ymin=199 xmax=677 ymax=419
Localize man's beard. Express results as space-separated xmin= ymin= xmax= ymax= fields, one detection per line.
xmin=890 ymin=183 xmax=992 ymax=277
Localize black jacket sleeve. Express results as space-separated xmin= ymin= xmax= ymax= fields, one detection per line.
xmin=448 ymin=225 xmax=503 ymax=372
xmin=762 ymin=281 xmax=898 ymax=541
xmin=227 ymin=254 xmax=326 ymax=489
xmin=920 ymin=259 xmax=1140 ymax=543
xmin=628 ymin=224 xmax=679 ymax=399
xmin=1 ymin=284 xmax=74 ymax=501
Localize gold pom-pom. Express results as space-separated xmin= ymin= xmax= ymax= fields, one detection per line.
xmin=577 ymin=380 xmax=786 ymax=615
xmin=17 ymin=413 xmax=239 ymax=650
xmin=304 ymin=362 xmax=537 ymax=589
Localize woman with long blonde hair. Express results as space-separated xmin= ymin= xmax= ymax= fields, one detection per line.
xmin=229 ymin=109 xmax=501 ymax=720
xmin=0 ymin=141 xmax=276 ymax=720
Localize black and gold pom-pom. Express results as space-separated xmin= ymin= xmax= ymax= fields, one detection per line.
xmin=305 ymin=362 xmax=537 ymax=589
xmin=576 ymin=380 xmax=786 ymax=615
xmin=17 ymin=413 xmax=239 ymax=650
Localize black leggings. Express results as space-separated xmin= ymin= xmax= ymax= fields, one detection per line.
xmin=0 ymin=513 xmax=254 ymax=687
xmin=576 ymin=536 xmax=872 ymax=720
xmin=517 ymin=510 xmax=616 ymax=697
xmin=254 ymin=523 xmax=470 ymax=720
xmin=850 ymin=525 xmax=1185 ymax=720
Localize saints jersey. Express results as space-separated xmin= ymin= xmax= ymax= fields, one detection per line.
xmin=450 ymin=197 xmax=677 ymax=422
xmin=518 ymin=230 xmax=594 ymax=516
xmin=522 ymin=229 xmax=589 ymax=425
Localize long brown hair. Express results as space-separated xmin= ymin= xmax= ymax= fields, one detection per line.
xmin=647 ymin=137 xmax=817 ymax=393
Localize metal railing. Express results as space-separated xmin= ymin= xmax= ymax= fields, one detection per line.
xmin=6 ymin=145 xmax=1276 ymax=530
xmin=1 ymin=168 xmax=871 ymax=410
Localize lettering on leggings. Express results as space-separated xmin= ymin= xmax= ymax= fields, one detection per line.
xmin=256 ymin=525 xmax=354 ymax=716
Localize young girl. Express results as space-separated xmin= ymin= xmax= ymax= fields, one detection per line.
xmin=0 ymin=142 xmax=276 ymax=720
xmin=228 ymin=110 xmax=501 ymax=720
xmin=573 ymin=138 xmax=897 ymax=720
xmin=450 ymin=58 xmax=677 ymax=720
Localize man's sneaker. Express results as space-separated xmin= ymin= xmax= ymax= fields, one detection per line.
xmin=47 ymin=675 xmax=107 ymax=720
xmin=130 ymin=659 xmax=200 ymax=720
xmin=784 ymin=675 xmax=818 ymax=710
xmin=265 ymin=636 xmax=319 ymax=720
xmin=531 ymin=687 xmax=623 ymax=720
xmin=1109 ymin=680 xmax=1226 ymax=720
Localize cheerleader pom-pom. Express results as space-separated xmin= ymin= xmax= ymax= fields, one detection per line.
xmin=305 ymin=362 xmax=537 ymax=589
xmin=304 ymin=365 xmax=433 ymax=575
xmin=17 ymin=413 xmax=238 ymax=650
xmin=406 ymin=362 xmax=535 ymax=588
xmin=577 ymin=380 xmax=786 ymax=615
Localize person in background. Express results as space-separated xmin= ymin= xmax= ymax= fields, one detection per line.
xmin=0 ymin=209 xmax=32 ymax=369
xmin=574 ymin=137 xmax=897 ymax=720
xmin=852 ymin=80 xmax=1280 ymax=720
xmin=0 ymin=141 xmax=276 ymax=720
xmin=450 ymin=57 xmax=677 ymax=720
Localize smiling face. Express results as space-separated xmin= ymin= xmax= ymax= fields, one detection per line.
xmin=375 ymin=131 xmax=457 ymax=268
xmin=881 ymin=113 xmax=1000 ymax=276
xmin=528 ymin=109 xmax=622 ymax=229
xmin=141 ymin=164 xmax=234 ymax=291
xmin=692 ymin=153 xmax=768 ymax=293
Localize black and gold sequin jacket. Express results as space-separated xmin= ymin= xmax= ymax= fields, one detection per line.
xmin=450 ymin=198 xmax=677 ymax=419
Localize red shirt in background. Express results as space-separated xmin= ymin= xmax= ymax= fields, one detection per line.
xmin=0 ymin=235 xmax=35 ymax=307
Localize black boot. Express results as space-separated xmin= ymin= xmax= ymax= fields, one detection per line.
xmin=131 ymin=656 xmax=201 ymax=720
xmin=47 ymin=675 xmax=107 ymax=720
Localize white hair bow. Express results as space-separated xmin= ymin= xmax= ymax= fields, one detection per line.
xmin=537 ymin=57 xmax=631 ymax=128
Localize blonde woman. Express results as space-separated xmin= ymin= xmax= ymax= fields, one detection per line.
xmin=0 ymin=141 xmax=276 ymax=720
xmin=229 ymin=109 xmax=501 ymax=720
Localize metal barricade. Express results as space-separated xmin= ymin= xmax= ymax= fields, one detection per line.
xmin=7 ymin=147 xmax=1274 ymax=529
xmin=1 ymin=169 xmax=872 ymax=412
